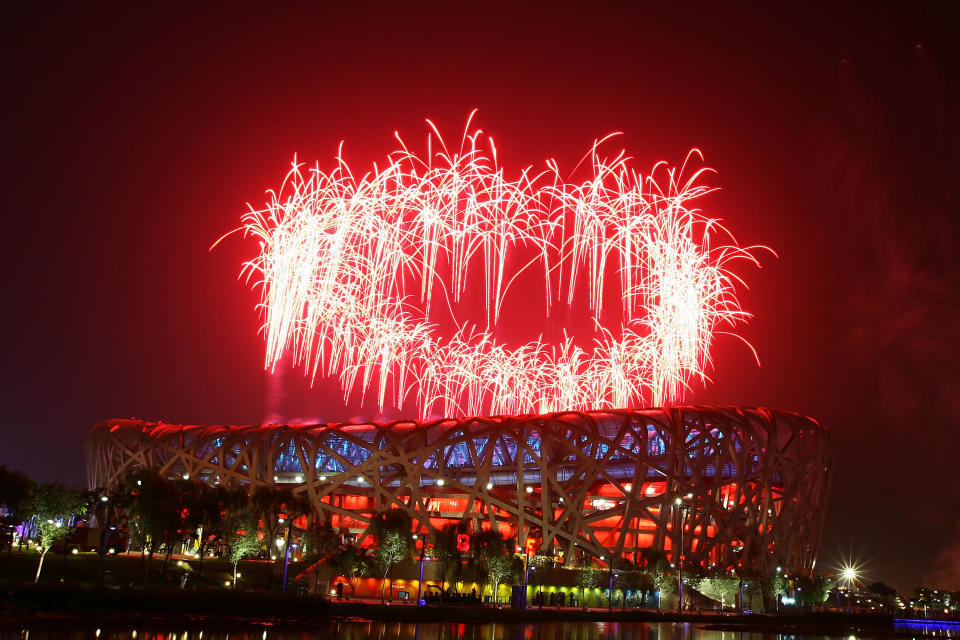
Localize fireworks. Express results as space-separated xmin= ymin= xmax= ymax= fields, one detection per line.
xmin=223 ymin=113 xmax=768 ymax=419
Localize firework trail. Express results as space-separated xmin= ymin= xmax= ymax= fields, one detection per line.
xmin=222 ymin=112 xmax=768 ymax=419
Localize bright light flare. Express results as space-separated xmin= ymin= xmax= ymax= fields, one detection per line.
xmin=225 ymin=112 xmax=769 ymax=419
xmin=834 ymin=552 xmax=866 ymax=589
xmin=841 ymin=565 xmax=860 ymax=585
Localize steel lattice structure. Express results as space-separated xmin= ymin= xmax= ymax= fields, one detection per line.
xmin=86 ymin=406 xmax=831 ymax=575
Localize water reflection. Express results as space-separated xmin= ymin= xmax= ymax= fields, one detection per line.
xmin=894 ymin=620 xmax=960 ymax=639
xmin=4 ymin=621 xmax=951 ymax=640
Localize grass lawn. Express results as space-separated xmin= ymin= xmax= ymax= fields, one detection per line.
xmin=0 ymin=548 xmax=308 ymax=591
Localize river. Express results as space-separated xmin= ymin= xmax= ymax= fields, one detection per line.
xmin=3 ymin=620 xmax=958 ymax=640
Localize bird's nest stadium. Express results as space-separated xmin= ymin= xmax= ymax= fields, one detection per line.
xmin=86 ymin=406 xmax=831 ymax=575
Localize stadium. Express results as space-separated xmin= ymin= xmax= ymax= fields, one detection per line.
xmin=86 ymin=405 xmax=831 ymax=577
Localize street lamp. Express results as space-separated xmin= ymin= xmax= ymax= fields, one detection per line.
xmin=522 ymin=551 xmax=530 ymax=609
xmin=729 ymin=564 xmax=745 ymax=614
xmin=837 ymin=565 xmax=859 ymax=610
xmin=741 ymin=578 xmax=747 ymax=613
xmin=601 ymin=555 xmax=615 ymax=612
xmin=529 ymin=564 xmax=539 ymax=608
xmin=413 ymin=533 xmax=428 ymax=606
xmin=277 ymin=511 xmax=294 ymax=592
xmin=95 ymin=492 xmax=115 ymax=584
xmin=519 ymin=537 xmax=540 ymax=609
xmin=674 ymin=497 xmax=690 ymax=612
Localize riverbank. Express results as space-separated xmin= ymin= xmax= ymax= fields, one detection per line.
xmin=0 ymin=581 xmax=898 ymax=637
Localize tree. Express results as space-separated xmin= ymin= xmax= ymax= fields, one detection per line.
xmin=328 ymin=544 xmax=372 ymax=597
xmin=30 ymin=482 xmax=84 ymax=583
xmin=473 ymin=528 xmax=513 ymax=603
xmin=366 ymin=509 xmax=412 ymax=602
xmin=250 ymin=484 xmax=311 ymax=589
xmin=634 ymin=571 xmax=656 ymax=607
xmin=300 ymin=515 xmax=342 ymax=593
xmin=576 ymin=558 xmax=601 ymax=609
xmin=250 ymin=484 xmax=294 ymax=554
xmin=161 ymin=477 xmax=203 ymax=579
xmin=0 ymin=466 xmax=33 ymax=553
xmin=126 ymin=468 xmax=181 ymax=585
xmin=82 ymin=484 xmax=132 ymax=584
xmin=736 ymin=569 xmax=765 ymax=611
xmin=868 ymin=581 xmax=897 ymax=611
xmin=697 ymin=575 xmax=739 ymax=609
xmin=763 ymin=572 xmax=791 ymax=610
xmin=185 ymin=482 xmax=227 ymax=576
xmin=612 ymin=559 xmax=644 ymax=609
xmin=159 ymin=479 xmax=212 ymax=571
xmin=220 ymin=483 xmax=255 ymax=560
xmin=816 ymin=575 xmax=835 ymax=604
xmin=431 ymin=521 xmax=467 ymax=601
xmin=301 ymin=515 xmax=342 ymax=565
xmin=210 ymin=483 xmax=257 ymax=587
xmin=375 ymin=531 xmax=409 ymax=603
xmin=230 ymin=529 xmax=261 ymax=586
xmin=529 ymin=553 xmax=553 ymax=607
xmin=639 ymin=549 xmax=675 ymax=608
xmin=797 ymin=574 xmax=834 ymax=606
xmin=486 ymin=554 xmax=513 ymax=604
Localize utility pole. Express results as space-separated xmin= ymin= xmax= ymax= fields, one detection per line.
xmin=607 ymin=558 xmax=615 ymax=612
xmin=280 ymin=517 xmax=293 ymax=592
xmin=739 ymin=572 xmax=744 ymax=614
xmin=414 ymin=533 xmax=426 ymax=605
xmin=675 ymin=497 xmax=689 ymax=613
xmin=522 ymin=550 xmax=530 ymax=609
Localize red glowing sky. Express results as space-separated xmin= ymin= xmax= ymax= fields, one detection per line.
xmin=1 ymin=2 xmax=958 ymax=591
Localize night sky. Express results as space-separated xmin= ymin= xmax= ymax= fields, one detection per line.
xmin=2 ymin=2 xmax=958 ymax=592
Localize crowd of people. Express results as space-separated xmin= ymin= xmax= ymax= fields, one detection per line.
xmin=423 ymin=588 xmax=482 ymax=605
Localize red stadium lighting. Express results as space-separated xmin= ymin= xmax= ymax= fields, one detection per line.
xmin=88 ymin=408 xmax=831 ymax=577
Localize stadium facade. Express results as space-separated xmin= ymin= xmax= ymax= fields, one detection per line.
xmin=86 ymin=406 xmax=831 ymax=576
